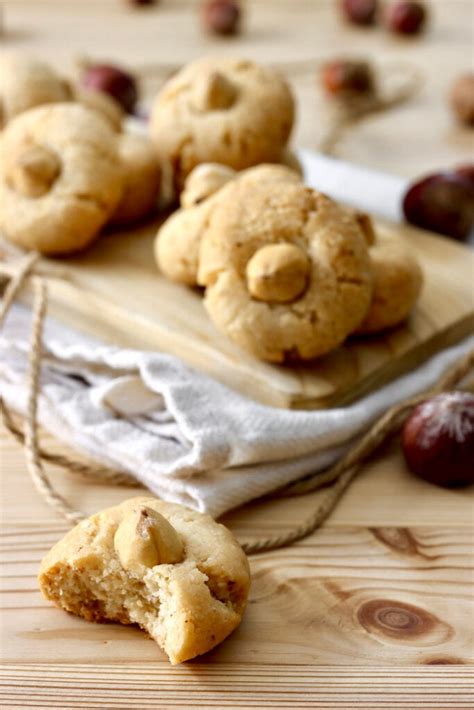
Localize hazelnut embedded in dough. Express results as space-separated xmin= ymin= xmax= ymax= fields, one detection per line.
xmin=7 ymin=145 xmax=61 ymax=197
xmin=114 ymin=506 xmax=184 ymax=572
xmin=246 ymin=243 xmax=310 ymax=303
xmin=181 ymin=163 xmax=236 ymax=208
xmin=192 ymin=70 xmax=237 ymax=111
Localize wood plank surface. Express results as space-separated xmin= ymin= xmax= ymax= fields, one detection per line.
xmin=1 ymin=1 xmax=474 ymax=707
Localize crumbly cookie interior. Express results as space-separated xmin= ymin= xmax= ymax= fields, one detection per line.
xmin=39 ymin=499 xmax=250 ymax=664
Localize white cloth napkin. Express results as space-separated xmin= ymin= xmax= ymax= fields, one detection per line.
xmin=0 ymin=152 xmax=471 ymax=517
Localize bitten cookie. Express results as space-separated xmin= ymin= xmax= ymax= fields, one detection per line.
xmin=39 ymin=497 xmax=251 ymax=665
xmin=150 ymin=57 xmax=295 ymax=191
xmin=0 ymin=103 xmax=124 ymax=255
xmin=0 ymin=53 xmax=71 ymax=128
xmin=110 ymin=133 xmax=161 ymax=225
xmin=355 ymin=236 xmax=423 ymax=334
xmin=198 ymin=180 xmax=373 ymax=362
xmin=155 ymin=163 xmax=301 ymax=286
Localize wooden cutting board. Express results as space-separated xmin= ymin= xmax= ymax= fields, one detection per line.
xmin=1 ymin=218 xmax=473 ymax=409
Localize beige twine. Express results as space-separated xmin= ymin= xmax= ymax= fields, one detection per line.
xmin=0 ymin=258 xmax=473 ymax=554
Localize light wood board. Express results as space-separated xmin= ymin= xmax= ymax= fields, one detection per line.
xmin=1 ymin=219 xmax=473 ymax=409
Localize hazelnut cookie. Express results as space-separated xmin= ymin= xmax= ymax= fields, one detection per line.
xmin=355 ymin=235 xmax=423 ymax=334
xmin=0 ymin=103 xmax=124 ymax=255
xmin=39 ymin=497 xmax=251 ymax=665
xmin=198 ymin=180 xmax=373 ymax=362
xmin=0 ymin=53 xmax=71 ymax=128
xmin=155 ymin=163 xmax=301 ymax=286
xmin=110 ymin=133 xmax=161 ymax=225
xmin=150 ymin=57 xmax=295 ymax=191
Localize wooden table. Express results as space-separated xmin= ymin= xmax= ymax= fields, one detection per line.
xmin=1 ymin=1 xmax=473 ymax=707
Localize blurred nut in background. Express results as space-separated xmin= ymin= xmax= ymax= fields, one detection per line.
xmin=80 ymin=63 xmax=138 ymax=114
xmin=321 ymin=59 xmax=375 ymax=98
xmin=385 ymin=1 xmax=427 ymax=35
xmin=201 ymin=0 xmax=242 ymax=36
xmin=340 ymin=0 xmax=378 ymax=27
xmin=450 ymin=74 xmax=474 ymax=127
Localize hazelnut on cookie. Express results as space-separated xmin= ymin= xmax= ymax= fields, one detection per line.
xmin=39 ymin=497 xmax=251 ymax=665
xmin=0 ymin=103 xmax=124 ymax=255
xmin=198 ymin=180 xmax=374 ymax=362
xmin=150 ymin=57 xmax=295 ymax=192
xmin=155 ymin=162 xmax=301 ymax=286
xmin=0 ymin=53 xmax=71 ymax=128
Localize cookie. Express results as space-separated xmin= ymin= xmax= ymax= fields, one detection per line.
xmin=110 ymin=133 xmax=161 ymax=225
xmin=150 ymin=57 xmax=295 ymax=191
xmin=39 ymin=497 xmax=251 ymax=665
xmin=72 ymin=85 xmax=124 ymax=131
xmin=0 ymin=53 xmax=71 ymax=128
xmin=355 ymin=236 xmax=423 ymax=334
xmin=0 ymin=103 xmax=124 ymax=255
xmin=198 ymin=180 xmax=373 ymax=362
xmin=155 ymin=163 xmax=301 ymax=286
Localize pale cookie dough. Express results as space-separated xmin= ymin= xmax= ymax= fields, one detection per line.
xmin=110 ymin=133 xmax=161 ymax=225
xmin=39 ymin=497 xmax=251 ymax=665
xmin=150 ymin=57 xmax=295 ymax=191
xmin=0 ymin=103 xmax=124 ymax=255
xmin=355 ymin=236 xmax=423 ymax=334
xmin=72 ymin=86 xmax=124 ymax=131
xmin=198 ymin=180 xmax=374 ymax=362
xmin=0 ymin=53 xmax=71 ymax=128
xmin=155 ymin=163 xmax=301 ymax=286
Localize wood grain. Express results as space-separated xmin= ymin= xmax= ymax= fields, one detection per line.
xmin=2 ymin=219 xmax=473 ymax=409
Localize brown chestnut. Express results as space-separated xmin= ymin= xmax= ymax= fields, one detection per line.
xmin=386 ymin=1 xmax=426 ymax=35
xmin=341 ymin=0 xmax=378 ymax=26
xmin=321 ymin=59 xmax=375 ymax=97
xmin=403 ymin=171 xmax=474 ymax=241
xmin=201 ymin=0 xmax=241 ymax=36
xmin=81 ymin=63 xmax=138 ymax=114
xmin=450 ymin=74 xmax=474 ymax=127
xmin=402 ymin=392 xmax=474 ymax=488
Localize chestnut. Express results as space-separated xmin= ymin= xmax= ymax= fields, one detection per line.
xmin=402 ymin=392 xmax=474 ymax=488
xmin=385 ymin=1 xmax=427 ymax=35
xmin=321 ymin=59 xmax=375 ymax=97
xmin=402 ymin=170 xmax=474 ymax=241
xmin=341 ymin=0 xmax=378 ymax=26
xmin=201 ymin=0 xmax=241 ymax=36
xmin=450 ymin=74 xmax=474 ymax=127
xmin=80 ymin=63 xmax=138 ymax=114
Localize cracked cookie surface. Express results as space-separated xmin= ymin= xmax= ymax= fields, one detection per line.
xmin=0 ymin=103 xmax=124 ymax=254
xmin=150 ymin=57 xmax=295 ymax=191
xmin=38 ymin=497 xmax=251 ymax=665
xmin=198 ymin=180 xmax=374 ymax=362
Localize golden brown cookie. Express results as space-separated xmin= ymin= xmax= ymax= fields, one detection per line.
xmin=110 ymin=133 xmax=161 ymax=225
xmin=198 ymin=180 xmax=373 ymax=362
xmin=72 ymin=85 xmax=124 ymax=131
xmin=0 ymin=53 xmax=71 ymax=128
xmin=355 ymin=236 xmax=423 ymax=334
xmin=0 ymin=103 xmax=124 ymax=255
xmin=155 ymin=163 xmax=301 ymax=286
xmin=39 ymin=497 xmax=251 ymax=665
xmin=150 ymin=57 xmax=295 ymax=191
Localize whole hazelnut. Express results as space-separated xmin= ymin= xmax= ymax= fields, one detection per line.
xmin=454 ymin=164 xmax=474 ymax=188
xmin=80 ymin=63 xmax=138 ymax=114
xmin=321 ymin=59 xmax=375 ymax=97
xmin=402 ymin=170 xmax=474 ymax=241
xmin=341 ymin=0 xmax=378 ymax=26
xmin=201 ymin=0 xmax=241 ymax=36
xmin=401 ymin=392 xmax=474 ymax=488
xmin=126 ymin=0 xmax=157 ymax=5
xmin=450 ymin=74 xmax=474 ymax=127
xmin=385 ymin=1 xmax=427 ymax=35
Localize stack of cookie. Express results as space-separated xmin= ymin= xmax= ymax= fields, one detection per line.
xmin=155 ymin=163 xmax=423 ymax=362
